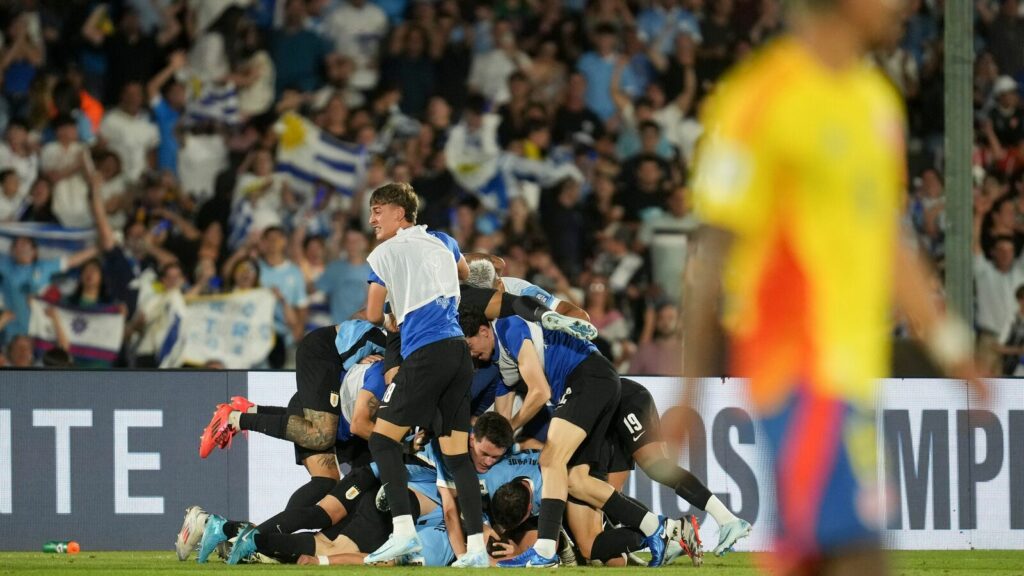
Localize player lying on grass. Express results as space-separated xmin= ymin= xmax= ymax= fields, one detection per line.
xmin=460 ymin=310 xmax=678 ymax=568
xmin=177 ymin=353 xmax=388 ymax=562
xmin=188 ymin=454 xmax=448 ymax=565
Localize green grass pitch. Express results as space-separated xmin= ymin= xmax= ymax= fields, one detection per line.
xmin=1 ymin=551 xmax=1023 ymax=574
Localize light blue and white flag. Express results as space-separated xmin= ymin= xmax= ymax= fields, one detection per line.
xmin=0 ymin=222 xmax=95 ymax=261
xmin=274 ymin=112 xmax=366 ymax=196
xmin=179 ymin=288 xmax=277 ymax=369
xmin=186 ymin=80 xmax=241 ymax=126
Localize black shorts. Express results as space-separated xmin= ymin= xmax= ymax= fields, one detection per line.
xmin=606 ymin=378 xmax=661 ymax=473
xmin=322 ymin=486 xmax=391 ymax=550
xmin=325 ymin=466 xmax=381 ymax=517
xmin=295 ymin=326 xmax=343 ymax=415
xmin=459 ymin=284 xmax=496 ymax=317
xmin=335 ymin=436 xmax=372 ymax=468
xmin=383 ymin=330 xmax=402 ymax=374
xmin=376 ymin=337 xmax=473 ymax=435
xmin=288 ymin=393 xmax=335 ymax=466
xmin=552 ymin=353 xmax=621 ymax=468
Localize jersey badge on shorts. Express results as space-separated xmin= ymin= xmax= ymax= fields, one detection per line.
xmin=346 ymin=486 xmax=360 ymax=500
xmin=330 ymin=392 xmax=339 ymax=408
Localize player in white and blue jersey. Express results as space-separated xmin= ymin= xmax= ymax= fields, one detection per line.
xmin=360 ymin=182 xmax=488 ymax=567
xmin=460 ymin=310 xmax=677 ymax=568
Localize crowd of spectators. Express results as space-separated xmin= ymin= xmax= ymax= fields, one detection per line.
xmin=0 ymin=0 xmax=1021 ymax=376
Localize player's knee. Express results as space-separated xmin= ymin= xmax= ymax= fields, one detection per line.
xmin=538 ymin=445 xmax=570 ymax=470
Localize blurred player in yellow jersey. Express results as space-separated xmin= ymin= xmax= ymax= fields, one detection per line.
xmin=683 ymin=0 xmax=985 ymax=574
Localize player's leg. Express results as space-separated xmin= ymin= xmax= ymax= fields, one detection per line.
xmin=463 ymin=284 xmax=598 ymax=341
xmin=565 ymin=500 xmax=603 ymax=561
xmin=434 ymin=339 xmax=488 ymax=566
xmin=363 ymin=339 xmax=444 ymax=563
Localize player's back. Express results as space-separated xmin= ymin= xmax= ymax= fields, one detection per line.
xmin=693 ymin=38 xmax=906 ymax=409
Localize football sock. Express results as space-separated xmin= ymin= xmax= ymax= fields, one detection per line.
xmin=704 ymin=496 xmax=739 ymax=527
xmin=443 ymin=452 xmax=484 ymax=535
xmin=602 ymin=491 xmax=659 ymax=537
xmin=256 ymin=504 xmax=332 ymax=535
xmin=254 ymin=405 xmax=285 ymax=415
xmin=508 ymin=294 xmax=549 ymax=322
xmin=285 ymin=476 xmax=337 ymax=510
xmin=368 ymin=433 xmax=412 ymax=520
xmin=535 ymin=498 xmax=566 ymax=558
xmin=238 ymin=412 xmax=289 ymax=439
xmin=254 ymin=532 xmax=315 ymax=562
xmin=223 ymin=521 xmax=245 ymax=539
xmin=591 ymin=528 xmax=645 ymax=563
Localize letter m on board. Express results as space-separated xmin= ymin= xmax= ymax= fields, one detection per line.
xmin=883 ymin=410 xmax=951 ymax=530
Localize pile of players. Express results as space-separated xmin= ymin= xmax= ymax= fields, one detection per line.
xmin=175 ymin=182 xmax=752 ymax=567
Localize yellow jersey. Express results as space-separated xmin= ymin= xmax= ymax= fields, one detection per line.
xmin=692 ymin=38 xmax=906 ymax=410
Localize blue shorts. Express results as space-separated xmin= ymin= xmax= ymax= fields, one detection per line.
xmin=759 ymin=385 xmax=879 ymax=560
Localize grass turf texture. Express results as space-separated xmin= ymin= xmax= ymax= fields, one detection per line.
xmin=1 ymin=551 xmax=1023 ymax=574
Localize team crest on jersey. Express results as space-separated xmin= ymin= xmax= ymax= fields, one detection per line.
xmin=345 ymin=486 xmax=360 ymax=500
xmin=330 ymin=392 xmax=339 ymax=408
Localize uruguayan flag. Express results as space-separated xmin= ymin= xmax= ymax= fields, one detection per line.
xmin=274 ymin=112 xmax=366 ymax=196
xmin=187 ymin=79 xmax=240 ymax=126
xmin=0 ymin=222 xmax=95 ymax=260
xmin=28 ymin=297 xmax=126 ymax=366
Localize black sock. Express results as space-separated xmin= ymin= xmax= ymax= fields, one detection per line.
xmin=601 ymin=491 xmax=648 ymax=529
xmin=256 ymin=505 xmax=332 ymax=534
xmin=253 ymin=532 xmax=315 ymax=563
xmin=223 ymin=521 xmax=246 ymax=538
xmin=285 ymin=476 xmax=337 ymax=510
xmin=643 ymin=458 xmax=713 ymax=509
xmin=255 ymin=405 xmax=287 ymax=415
xmin=675 ymin=470 xmax=713 ymax=509
xmin=508 ymin=294 xmax=549 ymax=322
xmin=238 ymin=412 xmax=289 ymax=439
xmin=368 ymin=433 xmax=411 ymax=517
xmin=591 ymin=528 xmax=645 ymax=563
xmin=537 ymin=498 xmax=566 ymax=542
xmin=443 ymin=452 xmax=484 ymax=534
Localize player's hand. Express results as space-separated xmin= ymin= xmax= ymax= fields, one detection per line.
xmin=359 ymin=354 xmax=383 ymax=364
xmin=488 ymin=540 xmax=515 ymax=558
xmin=296 ymin=554 xmax=318 ymax=565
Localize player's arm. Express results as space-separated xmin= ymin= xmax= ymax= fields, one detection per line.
xmin=365 ymin=282 xmax=387 ymax=325
xmin=439 ymin=485 xmax=468 ymax=557
xmin=457 ymin=254 xmax=471 ymax=281
xmin=494 ymin=390 xmax=515 ymax=423
xmin=349 ymin=389 xmax=380 ymax=441
xmin=285 ymin=408 xmax=340 ymax=451
xmin=465 ymin=252 xmax=507 ymax=275
xmin=679 ymin=226 xmax=732 ymax=418
xmin=511 ymin=340 xmax=551 ymax=431
xmin=893 ymin=240 xmax=987 ymax=399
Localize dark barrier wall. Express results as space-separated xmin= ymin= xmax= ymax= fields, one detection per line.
xmin=0 ymin=370 xmax=250 ymax=550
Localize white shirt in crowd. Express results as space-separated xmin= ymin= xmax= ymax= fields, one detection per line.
xmin=99 ymin=108 xmax=160 ymax=183
xmin=237 ymin=51 xmax=276 ymax=117
xmin=178 ymin=133 xmax=228 ymax=204
xmin=468 ymin=49 xmax=531 ymax=105
xmin=40 ymin=140 xmax=92 ymax=228
xmin=974 ymin=252 xmax=1024 ymax=339
xmin=0 ymin=142 xmax=38 ymax=198
xmin=324 ymin=1 xmax=389 ymax=91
